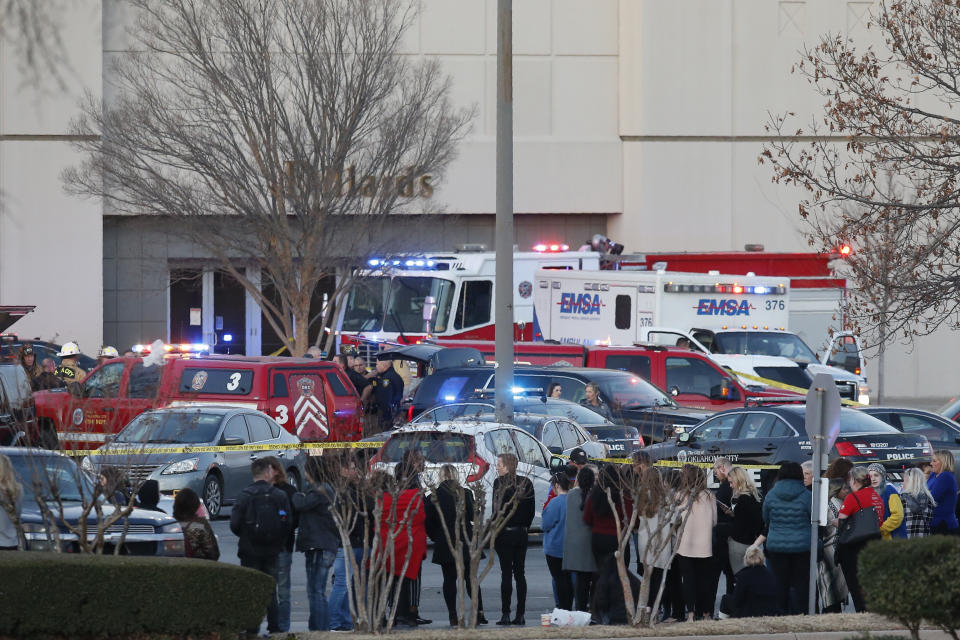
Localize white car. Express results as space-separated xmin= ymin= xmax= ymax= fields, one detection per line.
xmin=370 ymin=421 xmax=564 ymax=530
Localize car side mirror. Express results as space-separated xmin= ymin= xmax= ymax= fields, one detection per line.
xmin=547 ymin=445 xmax=563 ymax=455
xmin=669 ymin=386 xmax=680 ymax=397
xmin=549 ymin=455 xmax=565 ymax=471
xmin=221 ymin=436 xmax=244 ymax=447
xmin=678 ymin=432 xmax=692 ymax=445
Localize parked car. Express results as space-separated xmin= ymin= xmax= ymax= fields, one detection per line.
xmin=644 ymin=405 xmax=932 ymax=492
xmin=407 ymin=364 xmax=709 ymax=444
xmin=34 ymin=354 xmax=362 ymax=450
xmin=370 ymin=421 xmax=564 ymax=529
xmin=0 ymin=363 xmax=38 ymax=446
xmin=861 ymin=407 xmax=960 ymax=460
xmin=82 ymin=406 xmax=307 ymax=518
xmin=5 ymin=447 xmax=184 ymax=554
xmin=411 ymin=397 xmax=640 ymax=457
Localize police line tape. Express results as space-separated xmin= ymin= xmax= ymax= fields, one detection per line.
xmin=61 ymin=441 xmax=382 ymax=457
xmin=727 ymin=369 xmax=864 ymax=407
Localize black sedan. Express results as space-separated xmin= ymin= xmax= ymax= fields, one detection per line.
xmin=411 ymin=397 xmax=642 ymax=457
xmin=644 ymin=405 xmax=932 ymax=490
xmin=5 ymin=447 xmax=184 ymax=554
xmin=861 ymin=407 xmax=960 ymax=459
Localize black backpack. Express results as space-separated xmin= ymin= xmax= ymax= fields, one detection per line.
xmin=245 ymin=487 xmax=290 ymax=548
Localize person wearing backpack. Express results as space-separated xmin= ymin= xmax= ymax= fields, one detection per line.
xmin=230 ymin=457 xmax=292 ymax=635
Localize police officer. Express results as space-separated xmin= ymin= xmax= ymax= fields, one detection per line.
xmin=55 ymin=342 xmax=86 ymax=382
xmin=370 ymin=359 xmax=404 ymax=431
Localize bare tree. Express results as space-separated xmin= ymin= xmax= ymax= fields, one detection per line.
xmin=761 ymin=0 xmax=960 ymax=346
xmin=65 ymin=0 xmax=472 ymax=356
xmin=0 ymin=0 xmax=68 ymax=84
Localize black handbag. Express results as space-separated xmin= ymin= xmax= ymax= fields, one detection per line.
xmin=837 ymin=492 xmax=882 ymax=545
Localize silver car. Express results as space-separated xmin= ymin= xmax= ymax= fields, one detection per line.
xmin=83 ymin=406 xmax=307 ymax=518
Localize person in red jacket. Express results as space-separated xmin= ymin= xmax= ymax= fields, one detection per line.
xmin=380 ymin=461 xmax=427 ymax=628
xmin=584 ymin=463 xmax=633 ymax=570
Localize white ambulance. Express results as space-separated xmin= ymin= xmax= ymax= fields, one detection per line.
xmin=532 ymin=269 xmax=869 ymax=403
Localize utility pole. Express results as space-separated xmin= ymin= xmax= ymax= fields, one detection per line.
xmin=493 ymin=0 xmax=514 ymax=424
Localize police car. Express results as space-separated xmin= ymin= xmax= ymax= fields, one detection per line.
xmin=644 ymin=405 xmax=932 ymax=490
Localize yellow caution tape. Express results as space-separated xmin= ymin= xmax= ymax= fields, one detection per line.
xmin=61 ymin=440 xmax=381 ymax=456
xmin=728 ymin=369 xmax=864 ymax=407
xmin=653 ymin=459 xmax=780 ymax=470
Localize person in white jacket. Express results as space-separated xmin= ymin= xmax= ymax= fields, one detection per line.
xmin=676 ymin=465 xmax=716 ymax=621
xmin=635 ymin=467 xmax=675 ymax=610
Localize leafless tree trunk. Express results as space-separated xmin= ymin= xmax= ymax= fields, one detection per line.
xmin=64 ymin=0 xmax=472 ymax=356
xmin=761 ymin=0 xmax=960 ymax=348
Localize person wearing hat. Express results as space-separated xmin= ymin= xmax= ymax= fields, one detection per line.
xmin=97 ymin=346 xmax=119 ymax=367
xmin=55 ymin=342 xmax=86 ymax=382
xmin=867 ymin=463 xmax=906 ymax=539
xmin=543 ymin=449 xmax=590 ymax=510
xmin=17 ymin=344 xmax=41 ymax=381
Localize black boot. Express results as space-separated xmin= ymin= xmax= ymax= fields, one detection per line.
xmin=477 ymin=612 xmax=489 ymax=625
xmin=496 ymin=614 xmax=511 ymax=626
xmin=511 ymin=614 xmax=525 ymax=625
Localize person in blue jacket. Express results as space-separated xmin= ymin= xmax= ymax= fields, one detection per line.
xmin=927 ymin=450 xmax=959 ymax=535
xmin=543 ymin=472 xmax=573 ymax=611
xmin=867 ymin=463 xmax=907 ymax=539
xmin=755 ymin=462 xmax=811 ymax=615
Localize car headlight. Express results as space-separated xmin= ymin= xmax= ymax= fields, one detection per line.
xmin=21 ymin=522 xmax=52 ymax=536
xmin=161 ymin=458 xmax=199 ymax=475
xmin=160 ymin=522 xmax=182 ymax=534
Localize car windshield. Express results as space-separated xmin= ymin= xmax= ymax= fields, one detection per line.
xmin=10 ymin=455 xmax=94 ymax=502
xmin=585 ymin=372 xmax=676 ymax=410
xmin=115 ymin=411 xmax=223 ymax=444
xmin=341 ymin=276 xmax=455 ymax=334
xmin=713 ymin=332 xmax=819 ymax=364
xmin=381 ymin=431 xmax=473 ymax=463
xmin=753 ymin=366 xmax=812 ymax=389
xmin=517 ymin=401 xmax=615 ymax=425
xmin=938 ymin=397 xmax=960 ymax=419
xmin=838 ymin=410 xmax=900 ymax=434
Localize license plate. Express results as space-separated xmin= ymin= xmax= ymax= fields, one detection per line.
xmin=608 ymin=444 xmax=625 ymax=450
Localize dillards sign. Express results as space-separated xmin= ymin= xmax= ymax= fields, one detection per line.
xmin=284 ymin=163 xmax=435 ymax=199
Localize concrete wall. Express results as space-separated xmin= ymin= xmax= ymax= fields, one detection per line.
xmin=0 ymin=0 xmax=104 ymax=351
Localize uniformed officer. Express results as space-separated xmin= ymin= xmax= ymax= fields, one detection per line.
xmin=55 ymin=342 xmax=87 ymax=382
xmin=370 ymin=359 xmax=404 ymax=431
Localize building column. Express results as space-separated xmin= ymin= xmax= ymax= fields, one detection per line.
xmin=201 ymin=269 xmax=215 ymax=349
xmin=245 ymin=266 xmax=262 ymax=356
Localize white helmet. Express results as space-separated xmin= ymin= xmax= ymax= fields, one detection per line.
xmin=99 ymin=346 xmax=119 ymax=358
xmin=57 ymin=342 xmax=81 ymax=357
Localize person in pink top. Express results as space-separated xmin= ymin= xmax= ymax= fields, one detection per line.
xmin=676 ymin=464 xmax=716 ymax=621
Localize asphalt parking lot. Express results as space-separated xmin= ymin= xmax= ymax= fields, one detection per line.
xmin=211 ymin=512 xmax=557 ymax=632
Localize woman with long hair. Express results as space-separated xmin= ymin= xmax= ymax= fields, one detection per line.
xmin=584 ymin=463 xmax=632 ymax=570
xmin=562 ymin=465 xmax=596 ymax=612
xmin=676 ymin=464 xmax=715 ymax=621
xmin=835 ymin=466 xmax=885 ymax=612
xmin=0 ymin=454 xmax=22 ymax=550
xmin=635 ymin=467 xmax=671 ymax=609
xmin=927 ymin=450 xmax=959 ymax=535
xmin=902 ymin=467 xmax=936 ymax=538
xmin=425 ymin=464 xmax=486 ymax=626
xmin=172 ymin=488 xmax=219 ymax=560
xmin=817 ymin=475 xmax=849 ymax=613
xmin=726 ymin=466 xmax=762 ymax=576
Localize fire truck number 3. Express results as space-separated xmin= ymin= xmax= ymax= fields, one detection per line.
xmin=226 ymin=372 xmax=242 ymax=391
xmin=275 ymin=405 xmax=289 ymax=425
xmin=764 ymin=300 xmax=785 ymax=311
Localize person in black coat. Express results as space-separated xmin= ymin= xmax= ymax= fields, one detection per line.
xmin=720 ymin=545 xmax=782 ymax=618
xmin=425 ymin=465 xmax=487 ymax=626
xmin=492 ymin=453 xmax=535 ymax=626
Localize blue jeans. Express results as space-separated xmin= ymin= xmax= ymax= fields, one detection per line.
xmin=276 ymin=551 xmax=293 ymax=632
xmin=306 ymin=549 xmax=337 ymax=631
xmin=329 ymin=547 xmax=364 ymax=630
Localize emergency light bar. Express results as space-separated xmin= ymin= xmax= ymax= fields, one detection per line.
xmin=366 ymin=257 xmax=446 ymax=270
xmin=663 ymin=283 xmax=786 ymax=295
xmin=532 ymin=243 xmax=570 ymax=253
xmin=133 ymin=343 xmax=210 ymax=354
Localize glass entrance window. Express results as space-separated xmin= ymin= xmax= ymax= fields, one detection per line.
xmin=169 ymin=269 xmax=203 ymax=345
xmin=213 ymin=271 xmax=245 ymax=354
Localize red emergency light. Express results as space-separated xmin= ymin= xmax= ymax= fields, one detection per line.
xmin=533 ymin=243 xmax=569 ymax=253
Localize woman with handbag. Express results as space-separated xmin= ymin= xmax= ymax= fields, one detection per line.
xmin=726 ymin=466 xmax=762 ymax=576
xmin=834 ymin=466 xmax=884 ymax=612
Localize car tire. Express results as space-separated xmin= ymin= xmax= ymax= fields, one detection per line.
xmin=286 ymin=468 xmax=300 ymax=491
xmin=203 ymin=473 xmax=223 ymax=519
